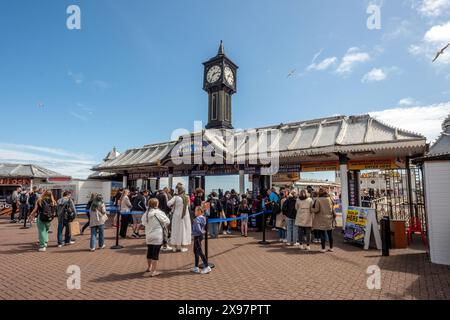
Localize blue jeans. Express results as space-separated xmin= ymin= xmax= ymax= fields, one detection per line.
xmin=57 ymin=219 xmax=71 ymax=245
xmin=90 ymin=225 xmax=105 ymax=249
xmin=285 ymin=218 xmax=298 ymax=244
xmin=208 ymin=223 xmax=219 ymax=238
xmin=277 ymin=229 xmax=286 ymax=239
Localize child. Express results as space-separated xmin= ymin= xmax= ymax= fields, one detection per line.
xmin=238 ymin=199 xmax=251 ymax=237
xmin=191 ymin=206 xmax=211 ymax=274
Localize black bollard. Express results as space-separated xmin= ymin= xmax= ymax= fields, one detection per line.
xmin=111 ymin=210 xmax=123 ymax=249
xmin=258 ymin=211 xmax=271 ymax=245
xmin=381 ymin=216 xmax=390 ymax=256
xmin=200 ymin=216 xmax=215 ymax=269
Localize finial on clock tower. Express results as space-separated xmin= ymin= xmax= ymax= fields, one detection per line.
xmin=217 ymin=40 xmax=225 ymax=56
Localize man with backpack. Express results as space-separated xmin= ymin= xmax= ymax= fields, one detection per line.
xmin=28 ymin=186 xmax=39 ymax=216
xmin=56 ymin=191 xmax=77 ymax=247
xmin=18 ymin=189 xmax=30 ymax=224
xmin=206 ymin=191 xmax=223 ymax=238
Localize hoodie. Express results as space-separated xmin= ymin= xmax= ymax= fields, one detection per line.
xmin=192 ymin=215 xmax=207 ymax=237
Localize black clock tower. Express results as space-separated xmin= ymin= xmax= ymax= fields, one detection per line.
xmin=203 ymin=41 xmax=238 ymax=129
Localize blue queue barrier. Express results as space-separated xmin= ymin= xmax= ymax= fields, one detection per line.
xmin=75 ymin=205 xmax=272 ymax=251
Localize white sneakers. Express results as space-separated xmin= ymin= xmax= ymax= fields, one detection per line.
xmin=201 ymin=266 xmax=212 ymax=274
xmin=192 ymin=266 xmax=212 ymax=274
xmin=306 ymin=245 xmax=311 ymax=251
xmin=38 ymin=247 xmax=46 ymax=252
xmin=300 ymin=244 xmax=305 ymax=250
xmin=180 ymin=248 xmax=188 ymax=253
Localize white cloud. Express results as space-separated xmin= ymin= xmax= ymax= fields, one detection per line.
xmin=362 ymin=68 xmax=387 ymax=82
xmin=369 ymin=102 xmax=450 ymax=142
xmin=383 ymin=20 xmax=412 ymax=41
xmin=70 ymin=111 xmax=88 ymax=121
xmin=417 ymin=0 xmax=450 ymax=17
xmin=361 ymin=66 xmax=400 ymax=83
xmin=398 ymin=97 xmax=418 ymax=106
xmin=408 ymin=44 xmax=424 ymax=56
xmin=409 ymin=21 xmax=450 ymax=65
xmin=307 ymin=57 xmax=337 ymax=71
xmin=424 ymin=21 xmax=450 ymax=43
xmin=91 ymin=80 xmax=109 ymax=89
xmin=336 ymin=47 xmax=370 ymax=75
xmin=0 ymin=143 xmax=97 ymax=179
xmin=67 ymin=70 xmax=84 ymax=84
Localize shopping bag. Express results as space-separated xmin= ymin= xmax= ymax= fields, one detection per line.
xmin=229 ymin=215 xmax=237 ymax=229
xmin=69 ymin=220 xmax=81 ymax=236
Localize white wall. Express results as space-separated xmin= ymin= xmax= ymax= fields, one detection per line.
xmin=77 ymin=180 xmax=112 ymax=204
xmin=424 ymin=161 xmax=450 ymax=265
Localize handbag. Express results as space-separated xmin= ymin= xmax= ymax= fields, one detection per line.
xmin=154 ymin=214 xmax=169 ymax=245
xmin=69 ymin=220 xmax=80 ymax=236
xmin=275 ymin=213 xmax=287 ymax=229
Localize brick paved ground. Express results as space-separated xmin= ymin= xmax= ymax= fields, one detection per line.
xmin=0 ymin=216 xmax=449 ymax=300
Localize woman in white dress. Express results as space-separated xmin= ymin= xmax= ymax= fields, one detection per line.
xmin=167 ymin=185 xmax=192 ymax=252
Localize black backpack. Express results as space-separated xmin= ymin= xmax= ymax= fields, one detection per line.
xmin=28 ymin=193 xmax=37 ymax=207
xmin=19 ymin=193 xmax=27 ymax=204
xmin=63 ymin=201 xmax=76 ymax=222
xmin=209 ymin=199 xmax=219 ymax=218
xmin=39 ymin=200 xmax=56 ymax=222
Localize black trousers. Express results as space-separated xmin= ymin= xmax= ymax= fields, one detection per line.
xmin=193 ymin=236 xmax=208 ymax=268
xmin=19 ymin=205 xmax=28 ymax=221
xmin=81 ymin=213 xmax=91 ymax=233
xmin=11 ymin=203 xmax=17 ymax=220
xmin=119 ymin=214 xmax=132 ymax=238
xmin=319 ymin=230 xmax=334 ymax=249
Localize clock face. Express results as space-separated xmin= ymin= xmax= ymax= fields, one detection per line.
xmin=224 ymin=66 xmax=234 ymax=86
xmin=206 ymin=65 xmax=221 ymax=83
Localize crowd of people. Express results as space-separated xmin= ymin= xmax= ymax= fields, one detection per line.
xmin=7 ymin=182 xmax=338 ymax=277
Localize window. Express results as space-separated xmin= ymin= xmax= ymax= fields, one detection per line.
xmin=212 ymin=94 xmax=217 ymax=120
xmin=225 ymin=94 xmax=230 ymax=121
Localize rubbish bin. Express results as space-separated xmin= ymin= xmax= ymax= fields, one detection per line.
xmin=390 ymin=220 xmax=407 ymax=249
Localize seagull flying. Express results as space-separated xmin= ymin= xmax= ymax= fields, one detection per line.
xmin=37 ymin=102 xmax=44 ymax=108
xmin=432 ymin=43 xmax=450 ymax=62
xmin=287 ymin=69 xmax=297 ymax=78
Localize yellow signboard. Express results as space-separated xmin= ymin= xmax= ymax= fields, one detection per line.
xmin=272 ymin=172 xmax=300 ymax=183
xmin=300 ymin=159 xmax=404 ymax=172
xmin=301 ymin=162 xmax=339 ymax=172
xmin=348 ymin=159 xmax=403 ymax=170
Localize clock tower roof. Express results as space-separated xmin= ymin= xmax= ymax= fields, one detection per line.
xmin=203 ymin=41 xmax=239 ymax=69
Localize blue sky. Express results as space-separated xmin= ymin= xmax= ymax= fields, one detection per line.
xmin=1 ymin=0 xmax=450 ymax=191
